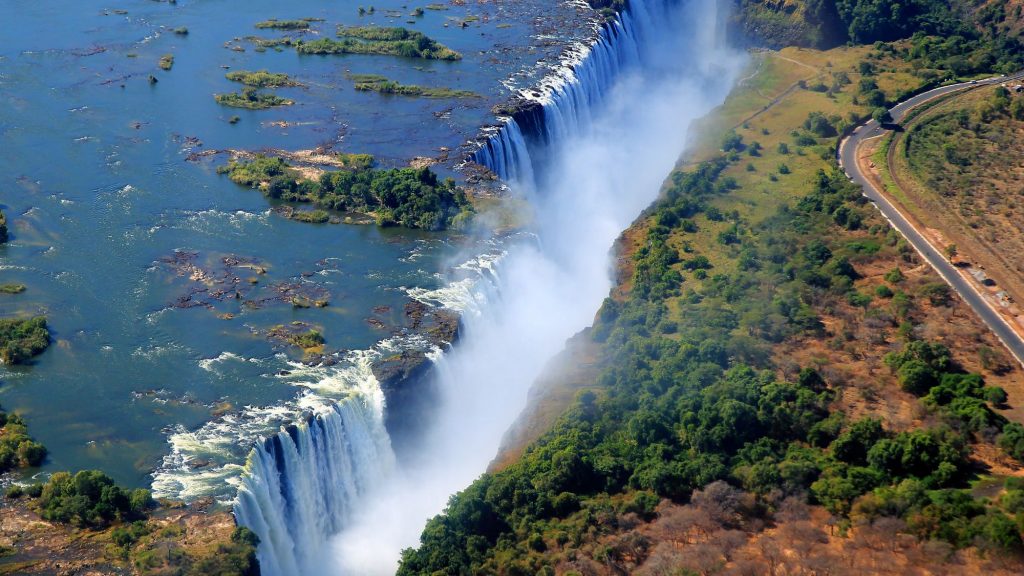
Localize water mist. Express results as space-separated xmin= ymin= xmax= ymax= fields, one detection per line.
xmin=234 ymin=0 xmax=746 ymax=573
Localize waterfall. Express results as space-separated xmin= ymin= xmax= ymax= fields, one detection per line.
xmin=234 ymin=396 xmax=396 ymax=575
xmin=230 ymin=0 xmax=743 ymax=572
xmin=471 ymin=0 xmax=661 ymax=188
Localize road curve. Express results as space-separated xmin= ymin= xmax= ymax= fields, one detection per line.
xmin=838 ymin=73 xmax=1024 ymax=368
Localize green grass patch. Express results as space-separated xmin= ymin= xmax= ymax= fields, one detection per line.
xmin=243 ymin=35 xmax=298 ymax=48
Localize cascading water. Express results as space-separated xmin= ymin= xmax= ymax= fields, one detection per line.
xmin=233 ymin=0 xmax=745 ymax=573
xmin=471 ymin=0 xmax=654 ymax=188
xmin=234 ymin=398 xmax=395 ymax=576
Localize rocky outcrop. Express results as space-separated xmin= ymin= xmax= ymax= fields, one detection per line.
xmin=490 ymin=97 xmax=547 ymax=145
xmin=0 ymin=496 xmax=256 ymax=575
xmin=372 ymin=300 xmax=460 ymax=457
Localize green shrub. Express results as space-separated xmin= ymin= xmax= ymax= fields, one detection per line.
xmin=0 ymin=316 xmax=49 ymax=365
xmin=39 ymin=470 xmax=152 ymax=528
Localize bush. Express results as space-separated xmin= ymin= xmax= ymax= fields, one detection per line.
xmin=804 ymin=112 xmax=837 ymax=137
xmin=0 ymin=411 xmax=47 ymax=472
xmin=998 ymin=423 xmax=1024 ymax=461
xmin=884 ymin=268 xmax=904 ymax=283
xmin=0 ymin=316 xmax=50 ymax=365
xmin=39 ymin=470 xmax=152 ymax=528
xmin=721 ymin=130 xmax=744 ymax=152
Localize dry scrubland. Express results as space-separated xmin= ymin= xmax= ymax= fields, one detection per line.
xmin=881 ymin=85 xmax=1024 ymax=325
xmin=481 ymin=43 xmax=1024 ymax=575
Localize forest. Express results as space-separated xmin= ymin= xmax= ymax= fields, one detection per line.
xmin=398 ymin=142 xmax=1024 ymax=573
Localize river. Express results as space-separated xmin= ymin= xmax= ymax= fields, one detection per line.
xmin=232 ymin=0 xmax=744 ymax=573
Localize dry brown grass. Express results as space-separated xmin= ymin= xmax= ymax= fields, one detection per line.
xmin=888 ymin=86 xmax=1024 ymax=333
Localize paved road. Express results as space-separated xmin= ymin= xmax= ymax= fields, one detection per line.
xmin=838 ymin=73 xmax=1024 ymax=368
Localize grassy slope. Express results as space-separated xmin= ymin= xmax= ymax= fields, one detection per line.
xmin=403 ymin=35 xmax=1024 ymax=576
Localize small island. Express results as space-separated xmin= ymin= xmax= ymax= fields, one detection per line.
xmin=0 ymin=208 xmax=8 ymax=243
xmin=297 ymin=26 xmax=461 ymax=60
xmin=214 ymin=87 xmax=293 ymax=109
xmin=0 ymin=316 xmax=50 ymax=365
xmin=225 ymin=70 xmax=302 ymax=88
xmin=349 ymin=74 xmax=479 ymax=98
xmin=218 ymin=155 xmax=473 ymax=230
xmin=254 ymin=18 xmax=316 ymax=30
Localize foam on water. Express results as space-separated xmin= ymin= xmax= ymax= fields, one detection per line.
xmin=229 ymin=0 xmax=744 ymax=572
xmin=150 ymin=247 xmax=496 ymax=505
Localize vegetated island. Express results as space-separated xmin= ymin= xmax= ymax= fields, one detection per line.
xmin=242 ymin=36 xmax=298 ymax=50
xmin=225 ymin=70 xmax=302 ymax=88
xmin=0 ymin=208 xmax=8 ymax=243
xmin=268 ymin=323 xmax=327 ymax=358
xmin=296 ymin=26 xmax=461 ymax=60
xmin=214 ymin=87 xmax=293 ymax=110
xmin=254 ymin=18 xmax=321 ymax=30
xmin=218 ymin=154 xmax=473 ymax=230
xmin=0 ymin=316 xmax=49 ymax=365
xmin=349 ymin=73 xmax=480 ymax=98
xmin=158 ymin=54 xmax=174 ymax=71
xmin=398 ymin=0 xmax=1024 ymax=574
xmin=0 ymin=406 xmax=46 ymax=472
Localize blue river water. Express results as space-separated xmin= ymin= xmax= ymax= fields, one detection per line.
xmin=0 ymin=0 xmax=594 ymax=491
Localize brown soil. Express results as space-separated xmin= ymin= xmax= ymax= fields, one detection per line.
xmin=0 ymin=498 xmax=238 ymax=576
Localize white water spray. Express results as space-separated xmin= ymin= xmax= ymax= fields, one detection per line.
xmin=233 ymin=0 xmax=745 ymax=572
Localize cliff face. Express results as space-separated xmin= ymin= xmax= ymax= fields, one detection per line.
xmin=372 ymin=301 xmax=461 ymax=458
